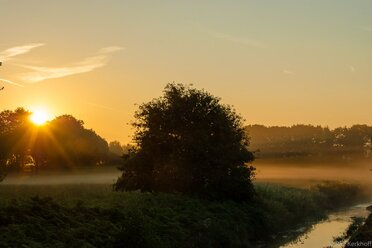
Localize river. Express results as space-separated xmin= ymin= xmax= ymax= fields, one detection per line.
xmin=279 ymin=202 xmax=371 ymax=248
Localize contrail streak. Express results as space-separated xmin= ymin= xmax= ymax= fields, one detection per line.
xmin=0 ymin=78 xmax=25 ymax=87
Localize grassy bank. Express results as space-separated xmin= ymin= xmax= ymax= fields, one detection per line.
xmin=0 ymin=182 xmax=368 ymax=248
xmin=345 ymin=213 xmax=372 ymax=247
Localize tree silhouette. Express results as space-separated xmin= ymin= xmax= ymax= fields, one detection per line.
xmin=0 ymin=110 xmax=109 ymax=171
xmin=0 ymin=108 xmax=32 ymax=171
xmin=109 ymin=141 xmax=124 ymax=156
xmin=41 ymin=115 xmax=109 ymax=168
xmin=115 ymin=83 xmax=255 ymax=201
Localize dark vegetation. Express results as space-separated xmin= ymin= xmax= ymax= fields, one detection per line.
xmin=311 ymin=181 xmax=367 ymax=209
xmin=248 ymin=124 xmax=372 ymax=160
xmin=0 ymin=182 xmax=367 ymax=248
xmin=345 ymin=213 xmax=372 ymax=247
xmin=0 ymin=161 xmax=5 ymax=182
xmin=334 ymin=216 xmax=365 ymax=243
xmin=115 ymin=83 xmax=255 ymax=202
xmin=0 ymin=108 xmax=111 ymax=172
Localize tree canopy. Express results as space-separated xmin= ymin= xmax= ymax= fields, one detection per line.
xmin=0 ymin=109 xmax=109 ymax=172
xmin=35 ymin=115 xmax=109 ymax=167
xmin=115 ymin=83 xmax=255 ymax=201
xmin=109 ymin=141 xmax=124 ymax=156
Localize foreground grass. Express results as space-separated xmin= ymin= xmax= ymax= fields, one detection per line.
xmin=0 ymin=182 xmax=368 ymax=248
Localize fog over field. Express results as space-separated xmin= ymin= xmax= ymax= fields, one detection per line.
xmin=2 ymin=159 xmax=372 ymax=188
xmin=1 ymin=167 xmax=121 ymax=185
xmin=254 ymin=159 xmax=372 ymax=188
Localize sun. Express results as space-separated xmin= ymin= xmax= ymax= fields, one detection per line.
xmin=30 ymin=109 xmax=50 ymax=126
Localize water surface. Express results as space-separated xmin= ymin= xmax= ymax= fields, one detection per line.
xmin=280 ymin=203 xmax=371 ymax=248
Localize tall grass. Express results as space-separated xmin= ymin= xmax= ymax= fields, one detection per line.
xmin=0 ymin=181 xmax=368 ymax=248
xmin=346 ymin=214 xmax=372 ymax=247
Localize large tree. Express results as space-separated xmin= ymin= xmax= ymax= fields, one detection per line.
xmin=0 ymin=110 xmax=109 ymax=171
xmin=37 ymin=115 xmax=109 ymax=168
xmin=0 ymin=108 xmax=32 ymax=171
xmin=115 ymin=83 xmax=255 ymax=201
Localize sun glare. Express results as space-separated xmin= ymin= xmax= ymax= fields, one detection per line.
xmin=30 ymin=110 xmax=50 ymax=126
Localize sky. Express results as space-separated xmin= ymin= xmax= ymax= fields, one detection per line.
xmin=0 ymin=0 xmax=372 ymax=144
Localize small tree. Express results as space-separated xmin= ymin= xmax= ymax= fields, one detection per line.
xmin=109 ymin=141 xmax=124 ymax=156
xmin=115 ymin=83 xmax=255 ymax=201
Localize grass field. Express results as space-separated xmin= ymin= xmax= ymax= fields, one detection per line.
xmin=0 ymin=181 xmax=369 ymax=248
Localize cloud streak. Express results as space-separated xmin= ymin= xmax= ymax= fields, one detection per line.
xmin=19 ymin=56 xmax=108 ymax=83
xmin=18 ymin=46 xmax=123 ymax=83
xmin=283 ymin=69 xmax=295 ymax=75
xmin=0 ymin=78 xmax=24 ymax=87
xmin=0 ymin=43 xmax=44 ymax=61
xmin=99 ymin=46 xmax=124 ymax=54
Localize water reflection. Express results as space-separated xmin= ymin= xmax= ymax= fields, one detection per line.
xmin=280 ymin=203 xmax=371 ymax=248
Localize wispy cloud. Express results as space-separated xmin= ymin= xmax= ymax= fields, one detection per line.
xmin=350 ymin=65 xmax=356 ymax=73
xmin=18 ymin=46 xmax=123 ymax=83
xmin=19 ymin=56 xmax=108 ymax=83
xmin=0 ymin=78 xmax=24 ymax=87
xmin=99 ymin=46 xmax=124 ymax=54
xmin=283 ymin=69 xmax=295 ymax=75
xmin=0 ymin=43 xmax=44 ymax=61
xmin=208 ymin=31 xmax=265 ymax=48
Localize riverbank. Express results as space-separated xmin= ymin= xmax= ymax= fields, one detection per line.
xmin=346 ymin=213 xmax=372 ymax=247
xmin=277 ymin=202 xmax=371 ymax=248
xmin=0 ymin=182 xmax=368 ymax=247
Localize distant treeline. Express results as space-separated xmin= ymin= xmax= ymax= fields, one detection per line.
xmin=0 ymin=108 xmax=123 ymax=172
xmin=247 ymin=124 xmax=372 ymax=159
xmin=2 ymin=107 xmax=372 ymax=173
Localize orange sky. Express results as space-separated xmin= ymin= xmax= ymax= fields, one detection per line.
xmin=1 ymin=1 xmax=372 ymax=143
